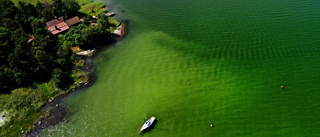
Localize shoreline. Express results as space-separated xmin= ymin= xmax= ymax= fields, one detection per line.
xmin=26 ymin=56 xmax=96 ymax=136
xmin=0 ymin=0 xmax=128 ymax=136
xmin=26 ymin=21 xmax=128 ymax=136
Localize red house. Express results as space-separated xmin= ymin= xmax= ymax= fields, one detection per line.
xmin=46 ymin=16 xmax=81 ymax=35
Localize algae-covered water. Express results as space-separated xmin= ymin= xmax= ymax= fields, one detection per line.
xmin=42 ymin=0 xmax=320 ymax=136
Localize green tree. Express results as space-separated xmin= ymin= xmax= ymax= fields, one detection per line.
xmin=52 ymin=0 xmax=63 ymax=17
xmin=42 ymin=1 xmax=53 ymax=20
xmin=52 ymin=68 xmax=73 ymax=89
xmin=62 ymin=0 xmax=80 ymax=18
xmin=31 ymin=18 xmax=43 ymax=34
xmin=1 ymin=18 xmax=18 ymax=30
xmin=0 ymin=0 xmax=18 ymax=19
xmin=17 ymin=1 xmax=37 ymax=17
xmin=11 ymin=29 xmax=27 ymax=46
xmin=81 ymin=25 xmax=112 ymax=49
xmin=14 ymin=13 xmax=28 ymax=31
xmin=7 ymin=46 xmax=33 ymax=87
xmin=35 ymin=1 xmax=44 ymax=17
xmin=97 ymin=13 xmax=109 ymax=28
xmin=0 ymin=67 xmax=16 ymax=93
xmin=0 ymin=27 xmax=13 ymax=66
xmin=31 ymin=32 xmax=56 ymax=81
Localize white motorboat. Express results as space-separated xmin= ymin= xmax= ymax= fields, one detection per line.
xmin=140 ymin=117 xmax=156 ymax=131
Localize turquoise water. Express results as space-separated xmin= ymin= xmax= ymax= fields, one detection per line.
xmin=42 ymin=0 xmax=320 ymax=136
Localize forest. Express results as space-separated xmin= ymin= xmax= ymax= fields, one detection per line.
xmin=0 ymin=0 xmax=116 ymax=135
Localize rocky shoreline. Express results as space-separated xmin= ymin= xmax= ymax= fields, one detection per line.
xmin=26 ymin=20 xmax=128 ymax=136
xmin=26 ymin=56 xmax=96 ymax=136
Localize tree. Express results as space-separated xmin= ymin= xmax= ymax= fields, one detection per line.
xmin=62 ymin=0 xmax=80 ymax=18
xmin=0 ymin=0 xmax=19 ymax=19
xmin=58 ymin=24 xmax=86 ymax=47
xmin=0 ymin=27 xmax=13 ymax=66
xmin=17 ymin=1 xmax=36 ymax=17
xmin=35 ymin=1 xmax=44 ymax=17
xmin=0 ymin=67 xmax=16 ymax=93
xmin=97 ymin=13 xmax=109 ymax=28
xmin=7 ymin=46 xmax=33 ymax=87
xmin=1 ymin=18 xmax=18 ymax=30
xmin=31 ymin=18 xmax=42 ymax=34
xmin=31 ymin=32 xmax=56 ymax=81
xmin=51 ymin=68 xmax=73 ymax=89
xmin=81 ymin=25 xmax=112 ymax=49
xmin=52 ymin=0 xmax=63 ymax=17
xmin=42 ymin=1 xmax=53 ymax=19
xmin=11 ymin=29 xmax=27 ymax=46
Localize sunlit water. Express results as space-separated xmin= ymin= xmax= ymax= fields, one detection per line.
xmin=42 ymin=0 xmax=320 ymax=136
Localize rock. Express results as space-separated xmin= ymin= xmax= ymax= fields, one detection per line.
xmin=105 ymin=12 xmax=115 ymax=17
xmin=113 ymin=23 xmax=124 ymax=37
xmin=76 ymin=50 xmax=96 ymax=55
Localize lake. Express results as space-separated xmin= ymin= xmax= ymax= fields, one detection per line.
xmin=42 ymin=0 xmax=320 ymax=136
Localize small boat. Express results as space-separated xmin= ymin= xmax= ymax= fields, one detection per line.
xmin=140 ymin=117 xmax=156 ymax=131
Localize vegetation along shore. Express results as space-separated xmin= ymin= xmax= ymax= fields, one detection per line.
xmin=0 ymin=0 xmax=125 ymax=136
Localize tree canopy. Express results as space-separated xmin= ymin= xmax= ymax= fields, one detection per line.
xmin=0 ymin=0 xmax=116 ymax=136
xmin=0 ymin=0 xmax=114 ymax=93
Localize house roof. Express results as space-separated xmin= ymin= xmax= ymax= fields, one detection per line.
xmin=46 ymin=17 xmax=65 ymax=28
xmin=65 ymin=16 xmax=81 ymax=26
xmin=48 ymin=22 xmax=69 ymax=35
xmin=28 ymin=35 xmax=34 ymax=43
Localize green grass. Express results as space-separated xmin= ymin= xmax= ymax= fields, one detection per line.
xmin=75 ymin=0 xmax=92 ymax=6
xmin=79 ymin=1 xmax=108 ymax=16
xmin=12 ymin=0 xmax=89 ymax=6
xmin=0 ymin=110 xmax=42 ymax=136
xmin=11 ymin=0 xmax=103 ymax=16
xmin=72 ymin=59 xmax=89 ymax=84
xmin=12 ymin=0 xmax=110 ymax=20
xmin=108 ymin=17 xmax=120 ymax=26
xmin=0 ymin=86 xmax=51 ymax=136
xmin=12 ymin=0 xmax=52 ymax=6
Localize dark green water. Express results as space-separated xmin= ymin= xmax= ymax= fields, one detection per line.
xmin=42 ymin=0 xmax=320 ymax=136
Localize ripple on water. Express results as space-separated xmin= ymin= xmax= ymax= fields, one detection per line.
xmin=41 ymin=0 xmax=320 ymax=136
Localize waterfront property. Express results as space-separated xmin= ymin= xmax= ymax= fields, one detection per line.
xmin=46 ymin=16 xmax=81 ymax=35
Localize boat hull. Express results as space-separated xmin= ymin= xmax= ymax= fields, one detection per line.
xmin=140 ymin=117 xmax=156 ymax=131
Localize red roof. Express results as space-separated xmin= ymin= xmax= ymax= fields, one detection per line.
xmin=48 ymin=22 xmax=69 ymax=35
xmin=46 ymin=17 xmax=65 ymax=28
xmin=28 ymin=35 xmax=34 ymax=43
xmin=65 ymin=16 xmax=81 ymax=26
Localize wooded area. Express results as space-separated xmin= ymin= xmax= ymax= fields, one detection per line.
xmin=0 ymin=0 xmax=115 ymax=135
xmin=0 ymin=0 xmax=113 ymax=92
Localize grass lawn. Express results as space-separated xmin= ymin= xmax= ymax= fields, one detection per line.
xmin=79 ymin=1 xmax=108 ymax=16
xmin=12 ymin=0 xmax=52 ymax=6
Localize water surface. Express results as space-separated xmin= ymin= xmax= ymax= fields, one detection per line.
xmin=42 ymin=0 xmax=320 ymax=136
